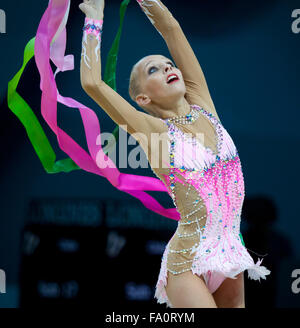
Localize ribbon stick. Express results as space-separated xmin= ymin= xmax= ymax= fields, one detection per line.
xmin=34 ymin=0 xmax=180 ymax=220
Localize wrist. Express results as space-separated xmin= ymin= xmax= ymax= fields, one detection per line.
xmin=83 ymin=17 xmax=103 ymax=41
xmin=85 ymin=12 xmax=104 ymax=21
xmin=84 ymin=17 xmax=103 ymax=24
xmin=85 ymin=16 xmax=104 ymax=21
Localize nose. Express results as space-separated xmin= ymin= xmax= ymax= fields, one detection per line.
xmin=164 ymin=63 xmax=173 ymax=73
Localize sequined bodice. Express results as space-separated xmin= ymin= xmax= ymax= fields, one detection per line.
xmin=154 ymin=105 xmax=246 ymax=275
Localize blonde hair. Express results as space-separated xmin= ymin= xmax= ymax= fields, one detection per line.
xmin=128 ymin=60 xmax=158 ymax=117
xmin=128 ymin=63 xmax=141 ymax=102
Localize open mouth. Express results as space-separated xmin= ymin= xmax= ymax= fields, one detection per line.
xmin=166 ymin=73 xmax=179 ymax=84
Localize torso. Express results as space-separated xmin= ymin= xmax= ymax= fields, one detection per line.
xmin=143 ymin=104 xmax=246 ymax=275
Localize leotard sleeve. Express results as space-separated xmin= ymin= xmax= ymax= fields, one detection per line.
xmin=136 ymin=0 xmax=220 ymax=121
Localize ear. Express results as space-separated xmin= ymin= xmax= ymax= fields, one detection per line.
xmin=136 ymin=94 xmax=151 ymax=107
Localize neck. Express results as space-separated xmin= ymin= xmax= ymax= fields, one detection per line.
xmin=151 ymin=97 xmax=191 ymax=119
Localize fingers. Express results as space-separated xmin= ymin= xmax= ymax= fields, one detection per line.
xmin=79 ymin=2 xmax=93 ymax=16
xmin=79 ymin=0 xmax=104 ymax=18
xmin=80 ymin=0 xmax=91 ymax=12
xmin=79 ymin=3 xmax=87 ymax=14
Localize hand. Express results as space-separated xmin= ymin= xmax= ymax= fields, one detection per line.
xmin=79 ymin=0 xmax=105 ymax=20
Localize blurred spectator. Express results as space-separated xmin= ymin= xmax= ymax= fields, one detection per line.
xmin=242 ymin=195 xmax=293 ymax=307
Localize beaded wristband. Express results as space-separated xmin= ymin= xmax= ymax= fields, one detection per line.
xmin=83 ymin=17 xmax=103 ymax=42
xmin=82 ymin=17 xmax=103 ymax=68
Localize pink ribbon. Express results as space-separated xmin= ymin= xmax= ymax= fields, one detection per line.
xmin=34 ymin=0 xmax=180 ymax=221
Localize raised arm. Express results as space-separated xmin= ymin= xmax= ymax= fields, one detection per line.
xmin=136 ymin=0 xmax=219 ymax=119
xmin=79 ymin=0 xmax=167 ymax=140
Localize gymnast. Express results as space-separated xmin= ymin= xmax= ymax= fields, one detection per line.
xmin=79 ymin=0 xmax=270 ymax=308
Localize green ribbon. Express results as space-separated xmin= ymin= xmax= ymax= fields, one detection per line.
xmin=239 ymin=233 xmax=245 ymax=246
xmin=7 ymin=0 xmax=131 ymax=173
xmin=103 ymin=0 xmax=131 ymax=146
xmin=7 ymin=37 xmax=79 ymax=173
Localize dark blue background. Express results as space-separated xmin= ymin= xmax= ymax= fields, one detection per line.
xmin=0 ymin=0 xmax=299 ymax=307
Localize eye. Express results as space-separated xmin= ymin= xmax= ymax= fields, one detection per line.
xmin=167 ymin=61 xmax=175 ymax=67
xmin=148 ymin=66 xmax=158 ymax=74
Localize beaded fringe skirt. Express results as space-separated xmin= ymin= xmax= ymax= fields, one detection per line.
xmin=154 ymin=231 xmax=271 ymax=308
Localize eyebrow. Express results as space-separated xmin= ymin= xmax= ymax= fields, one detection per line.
xmin=144 ymin=59 xmax=175 ymax=72
xmin=144 ymin=60 xmax=154 ymax=72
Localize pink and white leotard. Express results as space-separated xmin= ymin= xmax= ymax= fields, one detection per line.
xmin=152 ymin=105 xmax=271 ymax=307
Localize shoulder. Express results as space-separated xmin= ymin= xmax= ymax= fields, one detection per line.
xmin=128 ymin=111 xmax=170 ymax=150
xmin=184 ymin=88 xmax=222 ymax=123
xmin=204 ymin=105 xmax=221 ymax=123
xmin=134 ymin=110 xmax=170 ymax=135
xmin=187 ymin=97 xmax=222 ymax=124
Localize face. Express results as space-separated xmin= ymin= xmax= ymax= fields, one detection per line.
xmin=135 ymin=55 xmax=186 ymax=107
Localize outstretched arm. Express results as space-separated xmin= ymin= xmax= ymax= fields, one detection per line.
xmin=136 ymin=0 xmax=219 ymax=120
xmin=79 ymin=0 xmax=167 ymax=140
